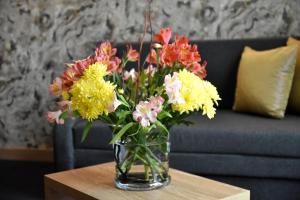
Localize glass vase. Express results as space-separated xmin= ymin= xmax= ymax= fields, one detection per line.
xmin=113 ymin=138 xmax=170 ymax=191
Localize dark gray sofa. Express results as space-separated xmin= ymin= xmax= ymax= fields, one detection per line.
xmin=54 ymin=38 xmax=300 ymax=200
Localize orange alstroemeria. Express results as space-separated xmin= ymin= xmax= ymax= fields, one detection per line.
xmin=146 ymin=49 xmax=159 ymax=64
xmin=154 ymin=28 xmax=172 ymax=45
xmin=161 ymin=44 xmax=178 ymax=66
xmin=127 ymin=45 xmax=139 ymax=62
xmin=95 ymin=41 xmax=117 ymax=57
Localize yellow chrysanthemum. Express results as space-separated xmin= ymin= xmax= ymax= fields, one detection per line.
xmin=70 ymin=62 xmax=116 ymax=121
xmin=172 ymin=69 xmax=221 ymax=118
xmin=61 ymin=91 xmax=70 ymax=100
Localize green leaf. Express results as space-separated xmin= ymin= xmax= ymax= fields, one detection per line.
xmin=81 ymin=121 xmax=93 ymax=143
xmin=155 ymin=120 xmax=169 ymax=135
xmin=59 ymin=112 xmax=69 ymax=120
xmin=117 ymin=93 xmax=130 ymax=108
xmin=99 ymin=115 xmax=113 ymax=124
xmin=109 ymin=122 xmax=134 ymax=144
xmin=116 ymin=110 xmax=131 ymax=120
xmin=157 ymin=111 xmax=172 ymax=120
xmin=72 ymin=110 xmax=81 ymax=118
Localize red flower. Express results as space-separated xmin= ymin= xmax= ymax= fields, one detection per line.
xmin=127 ymin=45 xmax=139 ymax=62
xmin=154 ymin=28 xmax=172 ymax=45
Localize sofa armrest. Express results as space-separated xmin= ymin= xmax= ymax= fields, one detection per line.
xmin=53 ymin=118 xmax=76 ymax=171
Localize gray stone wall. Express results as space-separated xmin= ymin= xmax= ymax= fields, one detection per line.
xmin=0 ymin=0 xmax=299 ymax=148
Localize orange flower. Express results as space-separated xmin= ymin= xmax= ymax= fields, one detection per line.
xmin=178 ymin=44 xmax=201 ymax=66
xmin=95 ymin=41 xmax=116 ymax=57
xmin=108 ymin=57 xmax=121 ymax=74
xmin=95 ymin=41 xmax=121 ymax=74
xmin=49 ymin=77 xmax=63 ymax=96
xmin=175 ymin=34 xmax=189 ymax=47
xmin=189 ymin=62 xmax=207 ymax=79
xmin=127 ymin=45 xmax=139 ymax=62
xmin=146 ymin=49 xmax=159 ymax=64
xmin=61 ymin=56 xmax=95 ymax=90
xmin=154 ymin=28 xmax=172 ymax=45
xmin=161 ymin=44 xmax=178 ymax=66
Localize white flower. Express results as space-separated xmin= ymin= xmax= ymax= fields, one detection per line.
xmin=123 ymin=68 xmax=137 ymax=82
xmin=164 ymin=73 xmax=185 ymax=104
xmin=108 ymin=92 xmax=122 ymax=112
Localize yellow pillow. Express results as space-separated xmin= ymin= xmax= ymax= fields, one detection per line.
xmin=233 ymin=46 xmax=297 ymax=118
xmin=287 ymin=37 xmax=300 ymax=112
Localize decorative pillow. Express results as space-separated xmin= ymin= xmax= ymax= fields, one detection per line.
xmin=287 ymin=37 xmax=300 ymax=113
xmin=233 ymin=45 xmax=297 ymax=118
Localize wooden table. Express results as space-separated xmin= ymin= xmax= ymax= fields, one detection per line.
xmin=45 ymin=162 xmax=250 ymax=200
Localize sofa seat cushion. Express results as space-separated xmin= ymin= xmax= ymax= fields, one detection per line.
xmin=73 ymin=149 xmax=300 ymax=179
xmin=171 ymin=110 xmax=300 ymax=157
xmin=73 ymin=110 xmax=300 ymax=158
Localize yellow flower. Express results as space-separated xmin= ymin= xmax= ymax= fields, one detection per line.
xmin=70 ymin=62 xmax=116 ymax=121
xmin=171 ymin=69 xmax=220 ymax=118
xmin=61 ymin=91 xmax=70 ymax=100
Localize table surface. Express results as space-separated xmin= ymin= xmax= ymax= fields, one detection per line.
xmin=44 ymin=162 xmax=250 ymax=200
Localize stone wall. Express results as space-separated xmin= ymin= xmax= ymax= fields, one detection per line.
xmin=0 ymin=0 xmax=299 ymax=148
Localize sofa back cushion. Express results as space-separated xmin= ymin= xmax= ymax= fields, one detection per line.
xmin=114 ymin=38 xmax=286 ymax=109
xmin=233 ymin=46 xmax=297 ymax=118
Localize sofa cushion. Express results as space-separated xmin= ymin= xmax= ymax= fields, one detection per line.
xmin=171 ymin=110 xmax=300 ymax=157
xmin=287 ymin=37 xmax=300 ymax=113
xmin=73 ymin=110 xmax=300 ymax=158
xmin=233 ymin=46 xmax=297 ymax=118
xmin=73 ymin=149 xmax=300 ymax=180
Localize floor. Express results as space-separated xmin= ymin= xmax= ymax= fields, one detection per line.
xmin=0 ymin=160 xmax=54 ymax=200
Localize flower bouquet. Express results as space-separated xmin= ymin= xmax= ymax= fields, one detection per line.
xmin=48 ymin=27 xmax=220 ymax=190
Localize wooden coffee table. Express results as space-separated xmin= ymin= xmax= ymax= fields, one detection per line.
xmin=45 ymin=162 xmax=250 ymax=200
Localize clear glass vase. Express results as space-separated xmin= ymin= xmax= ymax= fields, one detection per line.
xmin=113 ymin=138 xmax=170 ymax=191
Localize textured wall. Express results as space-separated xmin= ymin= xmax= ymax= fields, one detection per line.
xmin=0 ymin=0 xmax=300 ymax=148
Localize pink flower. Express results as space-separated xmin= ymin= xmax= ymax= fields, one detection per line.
xmin=154 ymin=28 xmax=172 ymax=45
xmin=133 ymin=101 xmax=157 ymax=127
xmin=149 ymin=96 xmax=164 ymax=113
xmin=127 ymin=45 xmax=139 ymax=62
xmin=46 ymin=110 xmax=64 ymax=124
xmin=123 ymin=68 xmax=137 ymax=82
xmin=133 ymin=96 xmax=165 ymax=127
xmin=57 ymin=100 xmax=72 ymax=112
xmin=164 ymin=73 xmax=185 ymax=104
xmin=49 ymin=77 xmax=63 ymax=96
xmin=145 ymin=65 xmax=157 ymax=76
